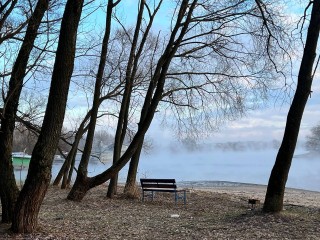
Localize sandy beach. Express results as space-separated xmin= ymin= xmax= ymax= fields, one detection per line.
xmin=0 ymin=182 xmax=319 ymax=239
xmin=183 ymin=181 xmax=320 ymax=208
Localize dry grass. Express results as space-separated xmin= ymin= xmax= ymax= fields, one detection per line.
xmin=1 ymin=184 xmax=320 ymax=239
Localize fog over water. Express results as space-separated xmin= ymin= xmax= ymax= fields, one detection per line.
xmin=14 ymin=144 xmax=320 ymax=192
xmin=135 ymin=146 xmax=320 ymax=192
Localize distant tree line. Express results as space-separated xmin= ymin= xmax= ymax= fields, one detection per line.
xmin=305 ymin=123 xmax=320 ymax=152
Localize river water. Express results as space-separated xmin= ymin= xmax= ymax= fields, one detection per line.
xmin=14 ymin=148 xmax=320 ymax=192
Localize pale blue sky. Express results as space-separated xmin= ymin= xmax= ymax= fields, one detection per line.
xmin=64 ymin=0 xmax=320 ymax=146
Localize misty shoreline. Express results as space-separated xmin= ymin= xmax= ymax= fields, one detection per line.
xmin=177 ymin=180 xmax=320 ymax=194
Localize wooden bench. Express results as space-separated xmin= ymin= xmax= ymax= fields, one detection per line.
xmin=140 ymin=178 xmax=186 ymax=205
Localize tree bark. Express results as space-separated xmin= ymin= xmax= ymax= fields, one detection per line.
xmin=52 ymin=158 xmax=68 ymax=186
xmin=0 ymin=0 xmax=48 ymax=223
xmin=11 ymin=0 xmax=84 ymax=232
xmin=62 ymin=146 xmax=76 ymax=188
xmin=124 ymin=141 xmax=143 ymax=196
xmin=53 ymin=124 xmax=86 ymax=188
xmin=263 ymin=0 xmax=320 ymax=213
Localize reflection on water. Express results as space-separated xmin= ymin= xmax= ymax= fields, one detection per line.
xmin=14 ymin=149 xmax=320 ymax=192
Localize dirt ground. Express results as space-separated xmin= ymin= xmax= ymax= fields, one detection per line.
xmin=1 ymin=184 xmax=320 ymax=239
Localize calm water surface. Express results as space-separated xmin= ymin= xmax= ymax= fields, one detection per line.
xmin=14 ymin=149 xmax=320 ymax=192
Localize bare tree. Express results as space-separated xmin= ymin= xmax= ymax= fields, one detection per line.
xmin=11 ymin=0 xmax=84 ymax=232
xmin=0 ymin=0 xmax=49 ymax=223
xmin=69 ymin=0 xmax=119 ymax=198
xmin=264 ymin=0 xmax=320 ymax=212
xmin=106 ymin=0 xmax=164 ymax=198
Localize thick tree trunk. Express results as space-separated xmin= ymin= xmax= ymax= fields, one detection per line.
xmin=66 ymin=175 xmax=91 ymax=201
xmin=0 ymin=0 xmax=48 ymax=223
xmin=263 ymin=0 xmax=320 ymax=212
xmin=0 ymin=156 xmax=19 ymax=223
xmin=11 ymin=0 xmax=84 ymax=233
xmin=12 ymin=163 xmax=51 ymax=232
xmin=124 ymin=141 xmax=143 ymax=196
xmin=0 ymin=114 xmax=19 ymax=223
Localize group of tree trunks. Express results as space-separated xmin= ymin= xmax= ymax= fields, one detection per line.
xmin=0 ymin=0 xmax=319 ymax=233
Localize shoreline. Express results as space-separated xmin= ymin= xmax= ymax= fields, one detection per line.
xmin=178 ymin=180 xmax=320 ymax=193
xmin=178 ymin=180 xmax=320 ymax=208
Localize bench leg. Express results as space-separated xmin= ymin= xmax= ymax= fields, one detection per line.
xmin=174 ymin=191 xmax=186 ymax=205
xmin=175 ymin=192 xmax=177 ymax=204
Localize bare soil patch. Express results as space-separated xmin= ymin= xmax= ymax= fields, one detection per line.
xmin=1 ymin=184 xmax=320 ymax=239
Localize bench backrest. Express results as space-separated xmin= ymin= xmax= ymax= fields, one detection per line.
xmin=140 ymin=178 xmax=177 ymax=189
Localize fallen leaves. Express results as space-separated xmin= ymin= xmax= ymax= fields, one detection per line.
xmin=0 ymin=185 xmax=319 ymax=239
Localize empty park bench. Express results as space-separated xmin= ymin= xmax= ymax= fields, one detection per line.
xmin=140 ymin=178 xmax=186 ymax=205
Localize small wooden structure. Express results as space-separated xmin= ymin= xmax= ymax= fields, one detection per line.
xmin=248 ymin=198 xmax=260 ymax=209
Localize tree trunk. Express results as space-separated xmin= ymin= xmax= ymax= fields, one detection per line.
xmin=52 ymin=158 xmax=68 ymax=186
xmin=124 ymin=141 xmax=143 ymax=196
xmin=0 ymin=157 xmax=19 ymax=223
xmin=107 ymin=0 xmax=163 ymax=197
xmin=53 ymin=128 xmax=83 ymax=187
xmin=62 ymin=152 xmax=74 ymax=188
xmin=53 ymin=149 xmax=75 ymax=189
xmin=12 ymin=164 xmax=51 ymax=232
xmin=66 ymin=175 xmax=91 ymax=201
xmin=66 ymin=150 xmax=77 ymax=187
xmin=53 ymin=110 xmax=90 ymax=187
xmin=124 ymin=76 xmax=157 ymax=195
xmin=11 ymin=0 xmax=84 ymax=232
xmin=0 ymin=0 xmax=48 ymax=223
xmin=72 ymin=0 xmax=114 ymax=198
xmin=263 ymin=0 xmax=320 ymax=213
xmin=123 ymin=2 xmax=162 ymax=196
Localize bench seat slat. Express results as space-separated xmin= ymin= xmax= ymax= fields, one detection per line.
xmin=141 ymin=183 xmax=177 ymax=189
xmin=142 ymin=188 xmax=177 ymax=193
xmin=140 ymin=178 xmax=176 ymax=183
